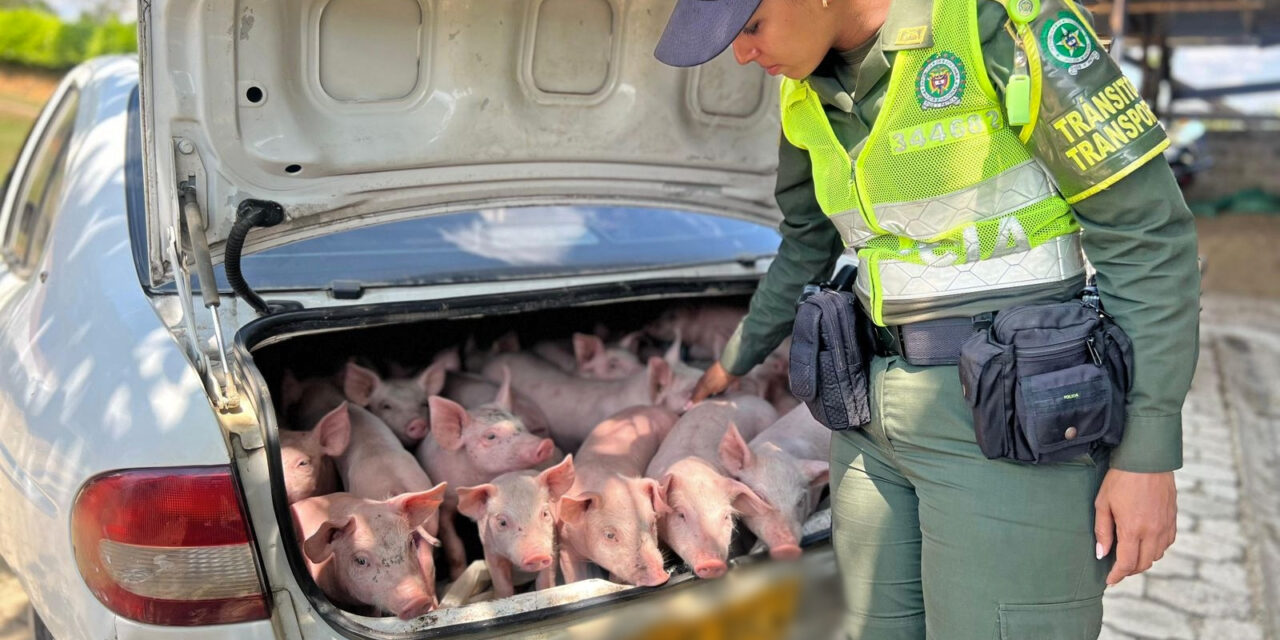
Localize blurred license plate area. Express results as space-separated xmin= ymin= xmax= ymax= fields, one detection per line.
xmin=631 ymin=577 xmax=800 ymax=640
xmin=560 ymin=544 xmax=841 ymax=640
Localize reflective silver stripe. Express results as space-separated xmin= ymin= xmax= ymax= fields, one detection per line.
xmin=857 ymin=232 xmax=1085 ymax=306
xmin=866 ymin=160 xmax=1057 ymax=241
xmin=828 ymin=209 xmax=875 ymax=246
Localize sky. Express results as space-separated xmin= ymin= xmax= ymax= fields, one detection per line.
xmin=45 ymin=0 xmax=134 ymax=21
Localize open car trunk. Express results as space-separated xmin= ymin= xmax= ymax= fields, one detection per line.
xmin=231 ymin=277 xmax=839 ymax=638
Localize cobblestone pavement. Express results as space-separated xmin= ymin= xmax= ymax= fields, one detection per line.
xmin=1101 ymin=294 xmax=1279 ymax=640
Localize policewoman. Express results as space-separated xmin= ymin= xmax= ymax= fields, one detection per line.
xmin=655 ymin=0 xmax=1199 ymax=637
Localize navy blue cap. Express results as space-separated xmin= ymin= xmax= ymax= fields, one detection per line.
xmin=654 ymin=0 xmax=764 ymax=67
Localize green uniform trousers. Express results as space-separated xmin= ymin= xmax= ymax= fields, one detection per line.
xmin=830 ymin=354 xmax=1113 ymax=640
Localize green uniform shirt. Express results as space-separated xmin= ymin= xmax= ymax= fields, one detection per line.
xmin=719 ymin=0 xmax=1200 ymax=473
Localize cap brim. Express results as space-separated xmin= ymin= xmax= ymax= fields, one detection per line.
xmin=654 ymin=0 xmax=763 ymax=67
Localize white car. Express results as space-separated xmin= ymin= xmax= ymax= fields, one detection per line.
xmin=0 ymin=1 xmax=839 ymax=638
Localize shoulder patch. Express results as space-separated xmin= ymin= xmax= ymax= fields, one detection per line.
xmin=1041 ymin=11 xmax=1102 ymax=75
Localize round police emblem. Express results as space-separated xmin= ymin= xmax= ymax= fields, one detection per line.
xmin=1042 ymin=12 xmax=1100 ymax=74
xmin=916 ymin=52 xmax=965 ymax=110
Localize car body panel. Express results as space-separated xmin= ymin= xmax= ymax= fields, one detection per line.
xmin=137 ymin=0 xmax=783 ymax=287
xmin=0 ymin=57 xmax=236 ymax=639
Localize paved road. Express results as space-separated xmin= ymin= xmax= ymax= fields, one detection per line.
xmin=1101 ymin=294 xmax=1279 ymax=640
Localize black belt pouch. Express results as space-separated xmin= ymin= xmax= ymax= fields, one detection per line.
xmin=958 ymin=301 xmax=1135 ymax=464
xmin=789 ymin=287 xmax=874 ymax=431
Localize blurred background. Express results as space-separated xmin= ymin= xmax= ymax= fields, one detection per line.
xmin=0 ymin=0 xmax=1274 ymax=638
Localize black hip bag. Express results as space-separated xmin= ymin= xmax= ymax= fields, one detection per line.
xmin=957 ymin=299 xmax=1135 ymax=464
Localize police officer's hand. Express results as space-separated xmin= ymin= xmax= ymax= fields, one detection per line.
xmin=1094 ymin=469 xmax=1177 ymax=585
xmin=686 ymin=362 xmax=739 ymax=410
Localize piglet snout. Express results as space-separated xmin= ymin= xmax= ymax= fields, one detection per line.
xmin=405 ymin=418 xmax=429 ymax=440
xmin=520 ymin=554 xmax=553 ymax=572
xmin=529 ymin=438 xmax=555 ymax=464
xmin=397 ymin=595 xmax=437 ymax=620
xmin=693 ymin=559 xmax=727 ymax=579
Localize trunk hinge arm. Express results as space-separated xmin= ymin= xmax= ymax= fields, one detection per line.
xmin=177 ymin=176 xmax=240 ymax=412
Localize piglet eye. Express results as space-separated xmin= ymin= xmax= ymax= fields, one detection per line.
xmin=354 ymin=556 xmax=368 ymax=567
xmin=605 ymin=531 xmax=616 ymax=540
xmin=677 ymin=511 xmax=686 ymax=521
xmin=296 ymin=459 xmax=310 ymax=468
xmin=497 ymin=517 xmax=508 ymax=528
xmin=485 ymin=433 xmax=497 ymax=441
xmin=542 ymin=509 xmax=550 ymax=519
xmin=380 ymin=403 xmax=393 ymax=412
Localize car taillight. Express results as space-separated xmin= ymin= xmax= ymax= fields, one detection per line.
xmin=71 ymin=466 xmax=270 ymax=626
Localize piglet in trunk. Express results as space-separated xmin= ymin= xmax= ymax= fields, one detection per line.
xmin=279 ymin=371 xmax=347 ymax=431
xmin=558 ymin=406 xmax=678 ymax=587
xmin=645 ymin=304 xmax=746 ymax=361
xmin=645 ymin=397 xmax=778 ymax=579
xmin=532 ymin=332 xmax=644 ymax=379
xmin=341 ymin=357 xmax=451 ymax=447
xmin=719 ymin=405 xmax=831 ymax=560
xmin=482 ymin=353 xmax=696 ymax=452
xmin=291 ymin=486 xmax=448 ymax=620
xmin=318 ymin=403 xmax=442 ymax=521
xmin=456 ymin=456 xmax=576 ymax=598
xmin=442 ymin=371 xmax=553 ymax=438
xmin=416 ymin=368 xmax=558 ymax=580
xmin=279 ymin=412 xmax=351 ymax=503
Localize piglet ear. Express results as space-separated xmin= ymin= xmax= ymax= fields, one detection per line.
xmin=640 ymin=477 xmax=670 ymax=515
xmin=455 ymin=484 xmax=497 ymax=521
xmin=427 ymin=396 xmax=469 ymax=451
xmin=728 ymin=480 xmax=774 ymax=518
xmin=647 ymin=357 xmax=673 ymax=404
xmin=418 ymin=361 xmax=449 ymax=396
xmin=800 ymin=460 xmax=831 ymax=488
xmin=492 ymin=366 xmax=514 ymax=411
xmin=430 ymin=346 xmax=462 ymax=372
xmin=302 ymin=516 xmax=355 ymax=564
xmin=572 ymin=333 xmax=605 ymax=369
xmin=658 ymin=472 xmax=676 ymax=506
xmin=342 ymin=361 xmax=382 ymax=406
xmin=316 ymin=404 xmax=352 ymax=457
xmin=558 ymin=492 xmax=599 ymax=526
xmin=718 ymin=423 xmax=754 ymax=475
xmin=390 ymin=482 xmax=449 ymax=531
xmin=537 ymin=454 xmax=576 ymax=499
xmin=617 ymin=330 xmax=644 ymax=354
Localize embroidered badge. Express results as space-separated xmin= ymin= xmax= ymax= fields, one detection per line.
xmin=1042 ymin=11 xmax=1101 ymax=76
xmin=916 ymin=52 xmax=965 ymax=110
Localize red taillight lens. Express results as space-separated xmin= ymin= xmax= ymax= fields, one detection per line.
xmin=71 ymin=466 xmax=270 ymax=626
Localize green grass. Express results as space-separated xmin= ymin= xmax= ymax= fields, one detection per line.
xmin=0 ymin=108 xmax=34 ymax=178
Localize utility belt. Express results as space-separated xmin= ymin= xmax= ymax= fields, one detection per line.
xmin=789 ymin=266 xmax=1135 ymax=464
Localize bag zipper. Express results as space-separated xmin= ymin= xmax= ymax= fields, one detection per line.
xmin=1016 ymin=340 xmax=1081 ymax=361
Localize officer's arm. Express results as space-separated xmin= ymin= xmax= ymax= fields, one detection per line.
xmin=1073 ymin=161 xmax=1198 ymax=472
xmin=982 ymin=1 xmax=1198 ymax=472
xmin=719 ymin=136 xmax=844 ymax=376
